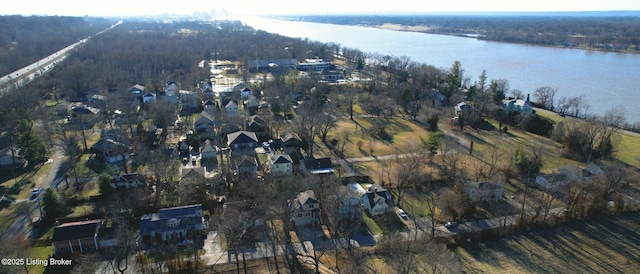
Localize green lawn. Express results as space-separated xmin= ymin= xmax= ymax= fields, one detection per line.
xmin=361 ymin=214 xmax=382 ymax=235
xmin=613 ymin=131 xmax=640 ymax=167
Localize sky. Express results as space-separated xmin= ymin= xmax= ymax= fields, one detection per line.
xmin=3 ymin=0 xmax=640 ymax=17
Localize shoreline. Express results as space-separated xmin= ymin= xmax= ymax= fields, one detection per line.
xmin=366 ymin=23 xmax=640 ymax=55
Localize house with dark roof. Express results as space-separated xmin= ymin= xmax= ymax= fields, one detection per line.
xmin=91 ymin=138 xmax=129 ymax=164
xmin=291 ymin=190 xmax=321 ymax=226
xmin=361 ymin=184 xmax=393 ymax=216
xmin=280 ymin=133 xmax=302 ymax=149
xmin=52 ymin=220 xmax=103 ymax=255
xmin=112 ymin=173 xmax=147 ymax=189
xmin=246 ymin=115 xmax=267 ymax=133
xmin=203 ymin=99 xmax=217 ymax=112
xmin=227 ymin=131 xmax=258 ymax=151
xmin=268 ymin=154 xmax=293 ymax=176
xmin=139 ymin=204 xmax=204 ymax=242
xmin=301 ymin=157 xmax=334 ymax=176
xmin=143 ymin=92 xmax=157 ymax=104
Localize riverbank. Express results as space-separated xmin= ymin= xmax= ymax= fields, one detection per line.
xmin=370 ymin=23 xmax=640 ymax=55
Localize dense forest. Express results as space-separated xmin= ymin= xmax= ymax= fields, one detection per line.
xmin=290 ymin=13 xmax=640 ymax=53
xmin=0 ymin=16 xmax=116 ymax=76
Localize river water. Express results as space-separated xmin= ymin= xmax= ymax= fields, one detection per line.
xmin=242 ymin=17 xmax=640 ymax=123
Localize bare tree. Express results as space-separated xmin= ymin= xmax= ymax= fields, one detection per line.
xmin=392 ymin=140 xmax=427 ymax=205
xmin=534 ymin=86 xmax=557 ymax=110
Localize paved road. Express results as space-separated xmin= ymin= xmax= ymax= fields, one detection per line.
xmin=0 ymin=21 xmax=122 ymax=94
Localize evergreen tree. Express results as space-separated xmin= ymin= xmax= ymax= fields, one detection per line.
xmin=17 ymin=119 xmax=46 ymax=164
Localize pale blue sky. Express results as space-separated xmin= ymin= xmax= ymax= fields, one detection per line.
xmin=3 ymin=0 xmax=640 ymax=17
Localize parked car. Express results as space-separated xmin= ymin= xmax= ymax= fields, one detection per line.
xmin=397 ymin=208 xmax=408 ymax=220
xmin=191 ymin=156 xmax=197 ymax=165
xmin=444 ymin=221 xmax=458 ymax=230
xmin=31 ymin=187 xmax=42 ymax=199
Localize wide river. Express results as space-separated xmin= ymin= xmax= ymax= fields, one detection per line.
xmin=242 ymin=17 xmax=640 ymax=123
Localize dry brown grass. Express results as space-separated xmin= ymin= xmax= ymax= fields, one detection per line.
xmin=456 ymin=214 xmax=640 ymax=273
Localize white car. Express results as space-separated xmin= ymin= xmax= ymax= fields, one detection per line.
xmin=397 ymin=208 xmax=408 ymax=219
xmin=31 ymin=188 xmax=42 ymax=199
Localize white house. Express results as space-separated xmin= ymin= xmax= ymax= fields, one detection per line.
xmin=361 ymin=184 xmax=393 ymax=216
xmin=268 ymin=154 xmax=293 ymax=176
xmin=465 ymin=181 xmax=504 ymax=202
xmin=225 ymin=100 xmax=239 ymax=113
xmin=165 ymin=82 xmax=179 ymax=96
xmin=292 ymin=190 xmax=321 ymax=226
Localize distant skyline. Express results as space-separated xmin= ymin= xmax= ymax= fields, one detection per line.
xmin=3 ymin=0 xmax=640 ymax=17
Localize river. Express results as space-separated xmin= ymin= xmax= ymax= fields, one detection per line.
xmin=242 ymin=17 xmax=640 ymax=123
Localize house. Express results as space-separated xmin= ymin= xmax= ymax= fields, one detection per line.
xmin=200 ymin=139 xmax=217 ymax=160
xmin=338 ymin=183 xmax=366 ymax=217
xmin=225 ymin=100 xmax=239 ymax=113
xmin=246 ymin=115 xmax=267 ymax=133
xmin=203 ymin=100 xmax=217 ymax=112
xmin=222 ymin=201 xmax=265 ymax=229
xmin=240 ymin=87 xmax=253 ymax=99
xmin=194 ymin=111 xmax=216 ymax=139
xmin=139 ymin=204 xmax=204 ymax=242
xmin=227 ymin=131 xmax=258 ymax=151
xmin=112 ymin=173 xmax=146 ymax=189
xmin=280 ymin=133 xmax=302 ymax=149
xmin=268 ymin=154 xmax=293 ymax=176
xmin=292 ymin=190 xmax=321 ymax=226
xmin=70 ymin=105 xmax=100 ymax=115
xmin=301 ymin=157 xmax=334 ymax=175
xmin=128 ymin=84 xmax=145 ymax=98
xmin=465 ymin=181 xmax=504 ymax=202
xmin=234 ymin=155 xmax=258 ymax=177
xmin=361 ymin=184 xmax=393 ymax=216
xmin=165 ymin=82 xmax=179 ymax=97
xmin=143 ymin=92 xmax=157 ymax=104
xmin=91 ymin=138 xmax=129 ymax=164
xmin=180 ymin=167 xmax=206 ymax=187
xmin=502 ymin=94 xmax=534 ymax=115
xmin=51 ymin=219 xmax=102 ymax=255
xmin=244 ymin=96 xmax=260 ymax=114
xmin=201 ymin=86 xmax=214 ymax=101
xmin=322 ymin=70 xmax=342 ymax=82
xmin=454 ymin=102 xmax=473 ymax=116
xmin=0 ymin=146 xmax=27 ymax=170
xmin=179 ymin=90 xmax=198 ymax=109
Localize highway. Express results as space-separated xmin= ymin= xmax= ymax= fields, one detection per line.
xmin=0 ymin=20 xmax=122 ymax=95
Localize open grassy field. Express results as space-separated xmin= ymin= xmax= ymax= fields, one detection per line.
xmin=325 ymin=117 xmax=433 ymax=159
xmin=456 ymin=214 xmax=640 ymax=273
